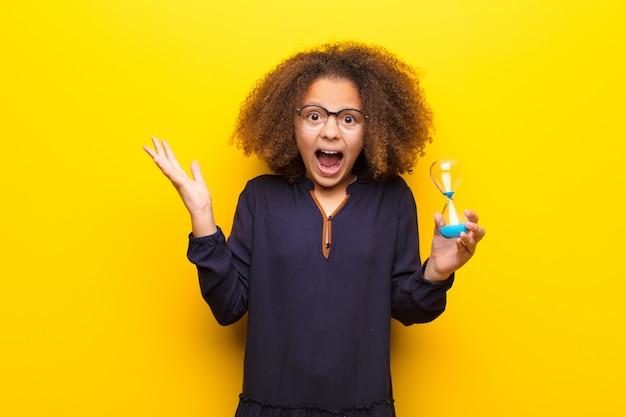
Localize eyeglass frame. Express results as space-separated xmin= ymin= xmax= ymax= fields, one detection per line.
xmin=295 ymin=104 xmax=369 ymax=134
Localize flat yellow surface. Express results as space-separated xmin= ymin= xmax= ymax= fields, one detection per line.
xmin=1 ymin=1 xmax=624 ymax=415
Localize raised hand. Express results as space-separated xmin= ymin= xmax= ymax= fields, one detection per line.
xmin=143 ymin=137 xmax=217 ymax=237
xmin=423 ymin=210 xmax=486 ymax=282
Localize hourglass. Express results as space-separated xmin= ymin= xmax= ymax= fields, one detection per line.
xmin=430 ymin=159 xmax=468 ymax=239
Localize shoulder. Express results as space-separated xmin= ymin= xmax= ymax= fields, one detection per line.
xmin=386 ymin=175 xmax=411 ymax=191
xmin=350 ymin=176 xmax=416 ymax=214
xmin=244 ymin=174 xmax=289 ymax=190
xmin=356 ymin=175 xmax=413 ymax=196
xmin=239 ymin=175 xmax=294 ymax=202
xmin=385 ymin=176 xmax=415 ymax=201
xmin=389 ymin=176 xmax=417 ymax=206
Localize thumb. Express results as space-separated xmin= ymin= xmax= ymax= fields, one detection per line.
xmin=434 ymin=212 xmax=447 ymax=227
xmin=433 ymin=212 xmax=445 ymax=236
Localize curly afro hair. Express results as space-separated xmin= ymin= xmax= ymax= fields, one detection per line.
xmin=230 ymin=41 xmax=433 ymax=183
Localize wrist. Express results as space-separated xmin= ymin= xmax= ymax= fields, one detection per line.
xmin=190 ymin=209 xmax=217 ymax=237
xmin=423 ymin=260 xmax=452 ymax=282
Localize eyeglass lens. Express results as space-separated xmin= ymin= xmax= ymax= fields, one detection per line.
xmin=298 ymin=105 xmax=365 ymax=134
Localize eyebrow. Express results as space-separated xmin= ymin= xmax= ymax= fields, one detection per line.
xmin=297 ymin=104 xmax=367 ymax=116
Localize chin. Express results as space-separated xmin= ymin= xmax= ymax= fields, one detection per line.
xmin=314 ymin=172 xmax=351 ymax=190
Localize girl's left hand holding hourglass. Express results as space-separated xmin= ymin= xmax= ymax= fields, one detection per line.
xmin=423 ymin=209 xmax=486 ymax=282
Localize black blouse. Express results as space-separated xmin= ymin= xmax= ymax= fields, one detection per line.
xmin=187 ymin=175 xmax=454 ymax=417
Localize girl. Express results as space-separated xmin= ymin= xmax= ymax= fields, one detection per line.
xmin=144 ymin=42 xmax=485 ymax=417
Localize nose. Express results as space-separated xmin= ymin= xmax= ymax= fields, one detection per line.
xmin=320 ymin=115 xmax=341 ymax=139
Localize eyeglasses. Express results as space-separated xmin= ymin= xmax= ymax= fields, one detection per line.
xmin=296 ymin=104 xmax=368 ymax=135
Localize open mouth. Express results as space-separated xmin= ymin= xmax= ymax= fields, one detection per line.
xmin=316 ymin=150 xmax=343 ymax=174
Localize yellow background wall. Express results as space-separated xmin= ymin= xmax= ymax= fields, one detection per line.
xmin=2 ymin=1 xmax=625 ymax=415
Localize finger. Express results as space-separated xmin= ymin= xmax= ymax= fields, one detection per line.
xmin=434 ymin=212 xmax=446 ymax=228
xmin=151 ymin=136 xmax=166 ymax=157
xmin=190 ymin=160 xmax=206 ymax=185
xmin=144 ymin=139 xmax=178 ymax=176
xmin=463 ymin=210 xmax=485 ymax=242
xmin=142 ymin=145 xmax=158 ymax=160
xmin=161 ymin=139 xmax=184 ymax=171
xmin=143 ymin=145 xmax=169 ymax=172
xmin=458 ymin=233 xmax=475 ymax=255
xmin=432 ymin=212 xmax=445 ymax=236
xmin=465 ymin=222 xmax=486 ymax=242
xmin=162 ymin=139 xmax=175 ymax=160
xmin=463 ymin=209 xmax=479 ymax=223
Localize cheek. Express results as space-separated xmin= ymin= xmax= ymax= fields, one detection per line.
xmin=350 ymin=136 xmax=365 ymax=154
xmin=295 ymin=128 xmax=315 ymax=149
xmin=294 ymin=134 xmax=311 ymax=160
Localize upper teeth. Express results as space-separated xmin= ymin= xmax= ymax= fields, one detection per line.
xmin=321 ymin=150 xmax=338 ymax=154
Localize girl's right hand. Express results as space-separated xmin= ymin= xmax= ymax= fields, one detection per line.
xmin=143 ymin=137 xmax=217 ymax=236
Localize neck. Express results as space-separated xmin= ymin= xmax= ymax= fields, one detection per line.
xmin=311 ymin=175 xmax=355 ymax=216
xmin=313 ymin=174 xmax=355 ymax=196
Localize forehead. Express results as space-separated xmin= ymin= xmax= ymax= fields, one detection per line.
xmin=302 ymin=77 xmax=361 ymax=109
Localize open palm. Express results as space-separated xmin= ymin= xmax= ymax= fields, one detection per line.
xmin=143 ymin=137 xmax=212 ymax=216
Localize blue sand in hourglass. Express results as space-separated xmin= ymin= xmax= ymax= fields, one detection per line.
xmin=439 ymin=224 xmax=468 ymax=239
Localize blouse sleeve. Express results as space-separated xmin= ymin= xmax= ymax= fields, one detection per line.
xmin=390 ymin=185 xmax=454 ymax=326
xmin=186 ymin=182 xmax=255 ymax=326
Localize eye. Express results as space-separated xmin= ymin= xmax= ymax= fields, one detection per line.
xmin=339 ymin=111 xmax=362 ymax=126
xmin=341 ymin=115 xmax=356 ymax=125
xmin=306 ymin=112 xmax=323 ymax=122
xmin=300 ymin=107 xmax=326 ymax=125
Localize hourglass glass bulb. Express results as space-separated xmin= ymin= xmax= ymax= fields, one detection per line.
xmin=430 ymin=159 xmax=468 ymax=239
xmin=430 ymin=159 xmax=462 ymax=197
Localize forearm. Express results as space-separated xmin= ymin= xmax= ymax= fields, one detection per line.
xmin=392 ymin=264 xmax=454 ymax=325
xmin=187 ymin=229 xmax=249 ymax=325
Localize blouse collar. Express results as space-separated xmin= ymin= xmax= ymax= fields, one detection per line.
xmin=296 ymin=175 xmax=367 ymax=193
